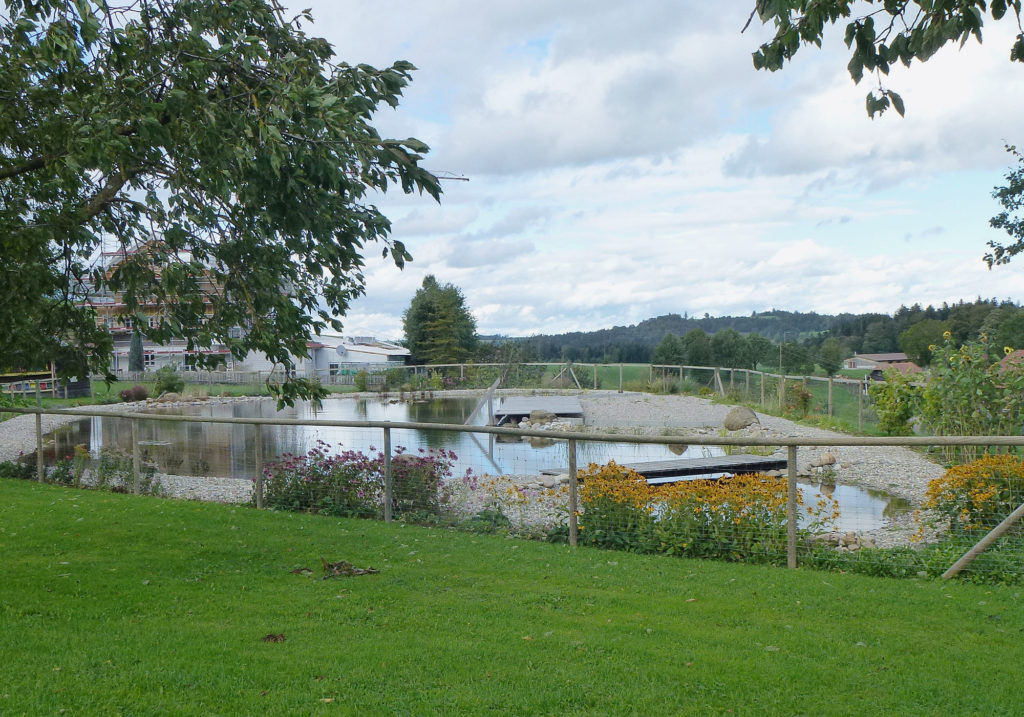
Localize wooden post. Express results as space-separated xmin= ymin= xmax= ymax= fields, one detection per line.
xmin=745 ymin=369 xmax=750 ymax=396
xmin=760 ymin=371 xmax=765 ymax=406
xmin=35 ymin=382 xmax=41 ymax=407
xmin=383 ymin=427 xmax=393 ymax=522
xmin=858 ymin=380 xmax=864 ymax=432
xmin=618 ymin=364 xmax=623 ymax=393
xmin=943 ymin=500 xmax=1024 ymax=579
xmin=593 ymin=364 xmax=597 ymax=390
xmin=649 ymin=364 xmax=653 ymax=383
xmin=568 ymin=439 xmax=578 ymax=547
xmin=787 ymin=445 xmax=798 ymax=569
xmin=827 ymin=377 xmax=834 ymax=417
xmin=487 ymin=393 xmax=494 ymax=426
xmin=778 ymin=371 xmax=785 ymax=409
xmin=729 ymin=368 xmax=734 ymax=390
xmin=254 ymin=423 xmax=264 ymax=509
xmin=460 ymin=363 xmax=465 ymax=380
xmin=35 ymin=411 xmax=43 ymax=482
xmin=131 ymin=418 xmax=141 ymax=495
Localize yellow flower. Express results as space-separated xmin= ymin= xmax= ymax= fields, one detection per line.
xmin=943 ymin=330 xmax=952 ymax=340
xmin=1005 ymin=346 xmax=1014 ymax=355
xmin=928 ymin=344 xmax=937 ymax=352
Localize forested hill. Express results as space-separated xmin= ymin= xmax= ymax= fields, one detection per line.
xmin=502 ymin=299 xmax=1023 ymax=364
xmin=521 ymin=310 xmax=832 ymax=362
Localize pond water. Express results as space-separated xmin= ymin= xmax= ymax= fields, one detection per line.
xmin=38 ymin=396 xmax=909 ymax=531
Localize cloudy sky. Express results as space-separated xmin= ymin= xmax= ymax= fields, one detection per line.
xmin=293 ymin=2 xmax=1024 ymax=340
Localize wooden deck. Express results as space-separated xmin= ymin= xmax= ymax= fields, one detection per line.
xmin=493 ymin=396 xmax=584 ymax=425
xmin=623 ymin=454 xmax=788 ymax=484
xmin=539 ymin=454 xmax=788 ymax=483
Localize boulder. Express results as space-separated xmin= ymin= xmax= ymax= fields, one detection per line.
xmin=160 ymin=392 xmax=181 ymax=402
xmin=811 ymin=452 xmax=837 ymax=468
xmin=723 ymin=406 xmax=759 ymax=431
xmin=529 ymin=409 xmax=557 ymax=423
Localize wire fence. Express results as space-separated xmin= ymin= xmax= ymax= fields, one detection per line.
xmin=84 ymin=361 xmax=881 ymax=432
xmin=4 ymin=401 xmax=1023 ymax=585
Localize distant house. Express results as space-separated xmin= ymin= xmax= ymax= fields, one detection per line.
xmin=844 ymin=352 xmax=911 ymax=370
xmin=235 ymin=335 xmax=409 ymax=378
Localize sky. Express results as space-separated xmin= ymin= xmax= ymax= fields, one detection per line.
xmin=289 ymin=2 xmax=1024 ymax=340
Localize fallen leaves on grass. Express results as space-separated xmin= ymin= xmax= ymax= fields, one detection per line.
xmin=321 ymin=557 xmax=379 ymax=579
xmin=261 ymin=634 xmax=286 ymax=643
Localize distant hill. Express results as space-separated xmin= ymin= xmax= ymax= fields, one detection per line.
xmin=517 ymin=310 xmax=832 ymax=363
xmin=494 ymin=299 xmax=1022 ymax=363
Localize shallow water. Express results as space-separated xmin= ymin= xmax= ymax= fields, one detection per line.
xmin=38 ymin=396 xmax=908 ymax=531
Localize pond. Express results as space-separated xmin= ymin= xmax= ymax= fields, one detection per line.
xmin=38 ymin=396 xmax=910 ymax=531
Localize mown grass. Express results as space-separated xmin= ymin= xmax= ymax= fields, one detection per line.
xmin=3 ymin=479 xmax=1024 ymax=715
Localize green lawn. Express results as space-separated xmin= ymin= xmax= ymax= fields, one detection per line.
xmin=3 ymin=479 xmax=1024 ymax=715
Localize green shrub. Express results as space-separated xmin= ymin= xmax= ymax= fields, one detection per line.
xmin=869 ymin=369 xmax=920 ymax=436
xmin=0 ymin=460 xmax=34 ymax=480
xmin=353 ymin=370 xmax=369 ymax=392
xmin=119 ymin=384 xmax=149 ymax=402
xmin=154 ymin=366 xmax=184 ymax=395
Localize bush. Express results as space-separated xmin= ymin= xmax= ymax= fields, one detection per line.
xmin=119 ymin=384 xmax=149 ymax=402
xmin=783 ymin=381 xmax=812 ymax=417
xmin=0 ymin=460 xmax=34 ymax=480
xmin=353 ymin=370 xmax=369 ymax=392
xmin=869 ymin=369 xmax=920 ymax=436
xmin=154 ymin=365 xmax=184 ymax=395
xmin=925 ymin=454 xmax=1024 ymax=534
xmin=258 ymin=441 xmax=461 ymax=523
xmin=576 ymin=461 xmax=833 ymax=563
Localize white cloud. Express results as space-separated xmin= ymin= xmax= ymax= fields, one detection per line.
xmin=292 ymin=2 xmax=1024 ymax=338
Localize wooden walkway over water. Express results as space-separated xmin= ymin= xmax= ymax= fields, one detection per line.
xmin=542 ymin=454 xmax=787 ymax=484
xmin=625 ymin=454 xmax=787 ymax=484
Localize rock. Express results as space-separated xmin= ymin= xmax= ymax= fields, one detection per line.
xmin=529 ymin=409 xmax=557 ymax=423
xmin=811 ymin=452 xmax=837 ymax=468
xmin=555 ymin=474 xmax=570 ymax=485
xmin=160 ymin=392 xmax=180 ymax=402
xmin=668 ymin=443 xmax=688 ymax=456
xmin=541 ymin=476 xmax=556 ymax=489
xmin=841 ymin=531 xmax=857 ymax=547
xmin=723 ymin=406 xmax=758 ymax=431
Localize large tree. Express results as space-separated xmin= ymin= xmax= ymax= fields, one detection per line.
xmin=402 ymin=276 xmax=477 ymax=364
xmin=0 ymin=0 xmax=439 ymax=403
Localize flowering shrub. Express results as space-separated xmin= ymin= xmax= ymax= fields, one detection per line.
xmin=577 ymin=461 xmax=834 ymax=563
xmin=258 ymin=441 xmax=463 ymax=522
xmin=925 ymin=454 xmax=1024 ymax=533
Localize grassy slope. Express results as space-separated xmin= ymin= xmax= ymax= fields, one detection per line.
xmin=2 ymin=479 xmax=1023 ymax=715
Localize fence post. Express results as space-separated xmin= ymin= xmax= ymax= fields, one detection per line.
xmin=254 ymin=423 xmax=264 ymax=509
xmin=131 ymin=418 xmax=141 ymax=495
xmin=649 ymin=364 xmax=653 ymax=383
xmin=618 ymin=364 xmax=623 ymax=393
xmin=729 ymin=368 xmax=734 ymax=390
xmin=568 ymin=439 xmax=578 ymax=547
xmin=858 ymin=380 xmax=864 ymax=432
xmin=787 ymin=445 xmax=798 ymax=569
xmin=778 ymin=371 xmax=785 ymax=408
xmin=760 ymin=371 xmax=765 ymax=406
xmin=35 ymin=381 xmax=41 ymax=407
xmin=460 ymin=363 xmax=465 ymax=380
xmin=827 ymin=377 xmax=834 ymax=417
xmin=593 ymin=364 xmax=597 ymax=389
xmin=35 ymin=411 xmax=43 ymax=482
xmin=383 ymin=426 xmax=393 ymax=522
xmin=745 ymin=369 xmax=750 ymax=396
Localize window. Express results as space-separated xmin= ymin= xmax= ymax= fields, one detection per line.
xmin=329 ymin=363 xmax=340 ymax=377
xmin=144 ymin=352 xmax=155 ymax=369
xmin=148 ymin=315 xmax=160 ymax=329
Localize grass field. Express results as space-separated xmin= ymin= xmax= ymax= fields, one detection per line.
xmin=3 ymin=479 xmax=1024 ymax=715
